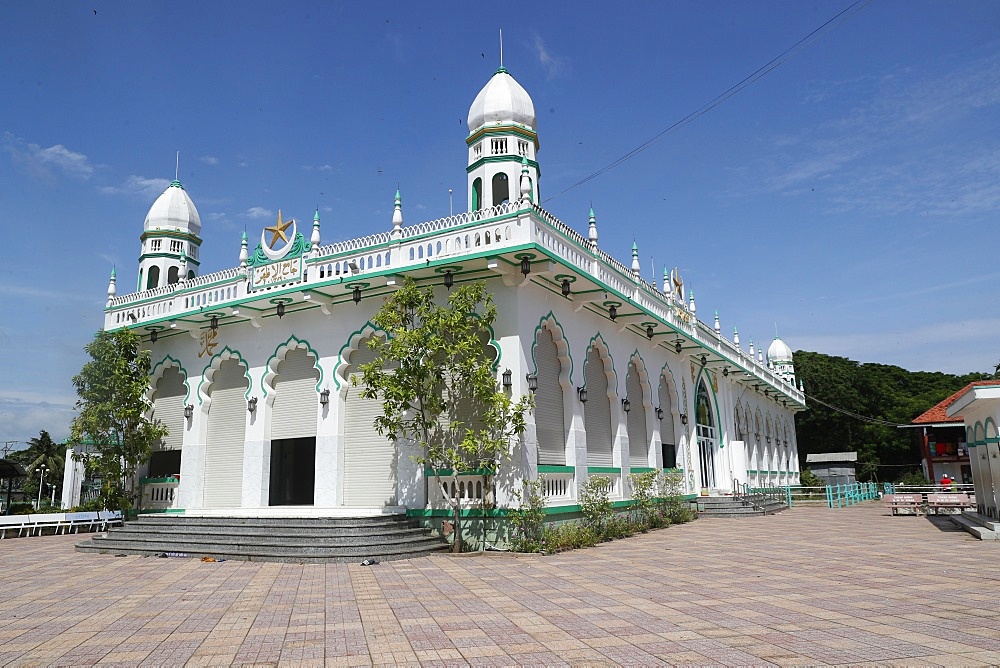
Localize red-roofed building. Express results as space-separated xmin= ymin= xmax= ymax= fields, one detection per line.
xmin=905 ymin=381 xmax=997 ymax=484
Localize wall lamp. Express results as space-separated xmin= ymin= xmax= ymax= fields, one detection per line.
xmin=210 ymin=315 xmax=218 ymax=331
xmin=646 ymin=325 xmax=654 ymax=340
xmin=577 ymin=386 xmax=588 ymax=403
xmin=353 ymin=285 xmax=362 ymax=304
xmin=674 ymin=340 xmax=683 ymax=354
xmin=502 ymin=368 xmax=512 ymax=389
xmin=526 ymin=373 xmax=538 ymax=392
xmin=561 ymin=279 xmax=571 ymax=297
xmin=656 ymin=406 xmax=664 ymax=420
xmin=248 ymin=397 xmax=258 ymax=413
xmin=444 ymin=270 xmax=454 ymax=290
xmin=722 ymin=365 xmax=729 ymax=377
xmin=150 ymin=330 xmax=158 ymax=343
xmin=608 ymin=304 xmax=618 ymax=321
xmin=520 ymin=256 xmax=531 ymax=276
xmin=700 ymin=354 xmax=708 ymax=367
xmin=680 ymin=413 xmax=688 ymax=425
xmin=319 ymin=389 xmax=330 ymax=406
xmin=276 ymin=302 xmax=286 ymax=319
xmin=622 ymin=398 xmax=631 ymax=413
xmin=183 ymin=404 xmax=194 ymax=419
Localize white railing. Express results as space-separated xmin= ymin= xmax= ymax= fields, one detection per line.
xmin=542 ymin=473 xmax=574 ymax=503
xmin=588 ymin=473 xmax=622 ymax=499
xmin=140 ymin=477 xmax=179 ymax=512
xmin=428 ymin=473 xmax=491 ymax=509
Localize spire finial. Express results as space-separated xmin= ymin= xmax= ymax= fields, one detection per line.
xmin=499 ymin=28 xmax=503 ymax=68
xmin=175 ymin=151 xmax=179 ymax=181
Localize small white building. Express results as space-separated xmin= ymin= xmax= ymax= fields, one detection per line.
xmin=945 ymin=382 xmax=1000 ymax=519
xmin=102 ymin=65 xmax=805 ymax=521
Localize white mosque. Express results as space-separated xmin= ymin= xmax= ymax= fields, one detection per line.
xmin=101 ymin=64 xmax=804 ymax=521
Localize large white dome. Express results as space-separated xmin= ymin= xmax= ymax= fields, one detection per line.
xmin=767 ymin=337 xmax=794 ymax=365
xmin=144 ymin=180 xmax=201 ymax=236
xmin=467 ymin=66 xmax=536 ymax=132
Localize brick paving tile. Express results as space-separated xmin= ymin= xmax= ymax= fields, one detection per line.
xmin=2 ymin=504 xmax=1000 ymax=666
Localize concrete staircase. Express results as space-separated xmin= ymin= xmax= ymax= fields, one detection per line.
xmin=697 ymin=494 xmax=787 ymax=518
xmin=948 ymin=511 xmax=1000 ymax=540
xmin=75 ymin=514 xmax=450 ymax=563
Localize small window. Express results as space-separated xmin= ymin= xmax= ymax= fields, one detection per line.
xmin=167 ymin=266 xmax=179 ymax=284
xmin=492 ymin=173 xmax=509 ymax=205
xmin=146 ymin=266 xmax=160 ymax=289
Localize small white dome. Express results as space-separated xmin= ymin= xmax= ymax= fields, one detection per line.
xmin=144 ymin=180 xmax=201 ymax=236
xmin=767 ymin=337 xmax=794 ymax=365
xmin=467 ymin=67 xmax=536 ymax=132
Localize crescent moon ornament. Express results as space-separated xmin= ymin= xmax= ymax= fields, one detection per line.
xmin=261 ymin=210 xmax=297 ymax=261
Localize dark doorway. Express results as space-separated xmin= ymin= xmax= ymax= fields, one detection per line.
xmin=148 ymin=450 xmax=182 ymax=478
xmin=661 ymin=442 xmax=677 ymax=469
xmin=269 ymin=437 xmax=315 ymax=505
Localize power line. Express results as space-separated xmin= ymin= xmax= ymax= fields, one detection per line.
xmin=801 ymin=392 xmax=906 ymax=428
xmin=542 ymin=0 xmax=874 ymax=204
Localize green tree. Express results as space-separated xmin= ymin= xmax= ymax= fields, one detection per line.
xmin=356 ymin=278 xmax=532 ymax=553
xmin=70 ymin=329 xmax=166 ymax=515
xmin=22 ymin=430 xmax=65 ymax=506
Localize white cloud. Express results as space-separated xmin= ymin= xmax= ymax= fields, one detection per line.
xmin=531 ymin=33 xmax=568 ymax=79
xmin=318 ymin=164 xmax=333 ymax=172
xmin=4 ymin=134 xmax=95 ymax=180
xmin=200 ymin=155 xmax=219 ymax=165
xmin=99 ymin=175 xmax=170 ymax=198
xmin=244 ymin=206 xmax=273 ymax=219
xmin=0 ymin=395 xmax=76 ymax=445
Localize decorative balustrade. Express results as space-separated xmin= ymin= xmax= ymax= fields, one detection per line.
xmin=427 ymin=473 xmax=491 ymax=509
xmin=587 ymin=472 xmax=622 ymax=499
xmin=541 ymin=472 xmax=574 ymax=503
xmin=140 ymin=476 xmax=179 ymax=512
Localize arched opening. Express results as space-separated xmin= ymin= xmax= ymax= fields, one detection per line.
xmin=187 ymin=270 xmax=195 ymax=280
xmin=626 ymin=361 xmax=648 ymax=468
xmin=491 ymin=172 xmax=509 ymax=206
xmin=149 ymin=366 xmax=186 ymax=478
xmin=472 ymin=178 xmax=482 ymax=211
xmin=167 ymin=266 xmax=180 ymax=285
xmin=695 ymin=380 xmax=717 ymax=489
xmin=534 ymin=328 xmax=565 ymax=465
xmin=658 ymin=376 xmax=677 ymax=469
xmin=146 ymin=266 xmax=160 ymax=290
xmin=204 ymin=358 xmax=249 ymax=508
xmin=269 ymin=347 xmax=319 ymax=506
xmin=584 ymin=346 xmax=613 ymax=467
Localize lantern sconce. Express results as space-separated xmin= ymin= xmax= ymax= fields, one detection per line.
xmin=319 ymin=389 xmax=330 ymax=406
xmin=577 ymin=386 xmax=588 ymax=403
xmin=680 ymin=413 xmax=688 ymax=425
xmin=210 ymin=315 xmax=218 ymax=331
xmin=247 ymin=397 xmax=258 ymax=413
xmin=353 ymin=285 xmax=362 ymax=304
xmin=656 ymin=406 xmax=664 ymax=420
xmin=520 ymin=256 xmax=531 ymax=276
xmin=561 ymin=278 xmax=571 ymax=297
xmin=443 ymin=270 xmax=454 ymax=290
xmin=646 ymin=325 xmax=654 ymax=340
xmin=150 ymin=329 xmax=158 ymax=344
xmin=622 ymin=398 xmax=631 ymax=413
xmin=502 ymin=368 xmax=512 ymax=389
xmin=700 ymin=354 xmax=707 ymax=367
xmin=674 ymin=340 xmax=683 ymax=355
xmin=722 ymin=365 xmax=729 ymax=377
xmin=276 ymin=301 xmax=286 ymax=319
xmin=526 ymin=373 xmax=538 ymax=392
xmin=183 ymin=404 xmax=194 ymax=419
xmin=608 ymin=304 xmax=618 ymax=321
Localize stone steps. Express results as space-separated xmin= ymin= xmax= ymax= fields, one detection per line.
xmin=948 ymin=511 xmax=1000 ymax=540
xmin=697 ymin=495 xmax=786 ymax=518
xmin=75 ymin=514 xmax=450 ymax=563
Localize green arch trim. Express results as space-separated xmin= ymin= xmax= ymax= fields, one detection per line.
xmin=973 ymin=420 xmax=986 ymax=445
xmin=694 ymin=371 xmax=724 ymax=448
xmin=149 ymin=355 xmax=191 ymax=405
xmin=334 ymin=320 xmax=389 ymax=390
xmin=531 ymin=312 xmax=574 ymax=385
xmin=985 ymin=417 xmax=998 ymax=440
xmin=262 ymin=335 xmax=324 ymax=398
xmin=582 ymin=332 xmax=619 ymax=395
xmin=197 ymin=346 xmax=252 ymax=405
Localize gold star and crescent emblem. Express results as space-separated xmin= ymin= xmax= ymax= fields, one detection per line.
xmin=265 ymin=210 xmax=294 ymax=249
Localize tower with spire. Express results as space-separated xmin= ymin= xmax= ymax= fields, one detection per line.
xmin=137 ymin=180 xmax=203 ymax=291
xmin=465 ymin=62 xmax=539 ymax=212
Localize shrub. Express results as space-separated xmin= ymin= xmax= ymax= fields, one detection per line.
xmin=580 ymin=475 xmax=614 ymax=536
xmin=628 ymin=470 xmax=658 ymax=526
xmin=508 ymin=476 xmax=547 ymax=553
xmin=799 ymin=468 xmax=825 ymax=488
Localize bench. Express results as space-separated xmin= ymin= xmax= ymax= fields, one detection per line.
xmin=26 ymin=513 xmax=69 ymax=536
xmin=0 ymin=515 xmax=28 ymax=538
xmin=926 ymin=493 xmax=974 ymax=514
xmin=885 ymin=493 xmax=923 ymax=516
xmin=98 ymin=510 xmax=123 ymax=530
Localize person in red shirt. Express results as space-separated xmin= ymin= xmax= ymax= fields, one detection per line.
xmin=940 ymin=473 xmax=952 ymax=489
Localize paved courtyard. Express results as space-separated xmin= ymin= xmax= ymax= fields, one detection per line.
xmin=1 ymin=503 xmax=999 ymax=667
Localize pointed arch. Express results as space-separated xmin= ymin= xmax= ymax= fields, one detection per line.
xmin=147 ymin=356 xmax=189 ymax=405
xmin=626 ymin=351 xmax=652 ymax=468
xmin=334 ymin=321 xmax=390 ymax=391
xmin=583 ymin=334 xmax=618 ymax=468
xmin=531 ymin=312 xmax=574 ymax=384
xmin=262 ymin=336 xmax=323 ymax=404
xmin=197 ymin=347 xmax=251 ymax=409
xmin=532 ymin=315 xmax=571 ymax=466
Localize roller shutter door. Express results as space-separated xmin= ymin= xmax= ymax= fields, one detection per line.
xmin=584 ymin=347 xmax=613 ymax=467
xmin=343 ymin=340 xmax=396 ymax=507
xmin=204 ymin=359 xmax=249 ymax=508
xmin=153 ymin=366 xmax=186 ymax=451
xmin=271 ymin=348 xmax=319 ymax=440
xmin=626 ymin=363 xmax=648 ymax=466
xmin=535 ymin=329 xmax=565 ymax=465
xmin=658 ymin=378 xmax=676 ymax=446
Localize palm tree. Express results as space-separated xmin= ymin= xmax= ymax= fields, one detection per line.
xmin=25 ymin=431 xmax=65 ymax=506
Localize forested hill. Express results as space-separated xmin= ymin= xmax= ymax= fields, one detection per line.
xmin=792 ymin=351 xmax=992 ymax=482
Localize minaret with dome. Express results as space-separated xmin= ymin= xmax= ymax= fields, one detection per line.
xmin=137 ymin=180 xmax=202 ymax=291
xmin=465 ymin=65 xmax=539 ymax=211
xmin=767 ymin=336 xmax=795 ymax=383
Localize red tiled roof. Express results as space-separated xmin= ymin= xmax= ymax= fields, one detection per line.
xmin=911 ymin=380 xmax=1000 ymax=424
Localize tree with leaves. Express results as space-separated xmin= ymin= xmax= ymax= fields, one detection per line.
xmin=19 ymin=430 xmax=65 ymax=506
xmin=70 ymin=329 xmax=166 ymax=516
xmin=356 ymin=278 xmax=532 ymax=553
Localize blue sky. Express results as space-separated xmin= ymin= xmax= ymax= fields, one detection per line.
xmin=2 ymin=1 xmax=998 ymax=446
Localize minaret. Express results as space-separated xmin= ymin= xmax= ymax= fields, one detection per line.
xmin=311 ymin=209 xmax=321 ymax=249
xmin=138 ymin=179 xmax=202 ymax=290
xmin=239 ymin=231 xmax=248 ymax=268
xmin=466 ymin=65 xmax=539 ymax=211
xmin=391 ymin=189 xmax=403 ymax=239
xmin=631 ymin=242 xmax=640 ymax=282
xmin=107 ymin=266 xmax=117 ymax=306
xmin=587 ymin=207 xmax=598 ymax=251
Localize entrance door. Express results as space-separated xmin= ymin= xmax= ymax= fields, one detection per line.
xmin=695 ymin=380 xmax=717 ymax=489
xmin=204 ymin=359 xmax=249 ymax=508
xmin=269 ymin=437 xmax=315 ymax=505
xmin=343 ymin=338 xmax=396 ymax=507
